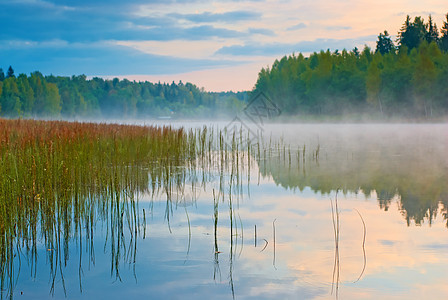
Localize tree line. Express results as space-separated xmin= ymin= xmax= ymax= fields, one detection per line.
xmin=0 ymin=69 xmax=247 ymax=119
xmin=2 ymin=13 xmax=448 ymax=120
xmin=253 ymin=13 xmax=448 ymax=119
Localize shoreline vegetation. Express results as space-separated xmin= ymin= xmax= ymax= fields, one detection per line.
xmin=1 ymin=9 xmax=448 ymax=300
xmin=0 ymin=119 xmax=200 ymax=297
xmin=0 ymin=118 xmax=447 ymax=297
xmin=0 ymin=118 xmax=259 ymax=297
xmin=0 ymin=72 xmax=248 ymax=120
xmin=0 ymin=14 xmax=447 ymax=122
xmin=1 ymin=14 xmax=448 ymax=121
xmin=253 ymin=13 xmax=448 ymax=120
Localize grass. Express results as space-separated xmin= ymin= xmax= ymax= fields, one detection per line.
xmin=0 ymin=118 xmax=321 ymax=298
xmin=330 ymin=189 xmax=340 ymax=298
xmin=0 ymin=119 xmax=194 ymax=297
xmin=0 ymin=118 xmax=274 ymax=296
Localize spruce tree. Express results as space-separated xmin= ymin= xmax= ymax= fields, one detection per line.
xmin=398 ymin=16 xmax=426 ymax=50
xmin=376 ymin=31 xmax=395 ymax=54
xmin=351 ymin=47 xmax=360 ymax=58
xmin=425 ymin=15 xmax=439 ymax=44
xmin=6 ymin=66 xmax=14 ymax=78
xmin=441 ymin=13 xmax=448 ymax=52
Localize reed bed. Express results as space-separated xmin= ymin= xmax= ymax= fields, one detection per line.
xmin=0 ymin=118 xmax=309 ymax=298
xmin=0 ymin=119 xmax=193 ymax=297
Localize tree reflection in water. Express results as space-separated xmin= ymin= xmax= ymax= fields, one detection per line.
xmin=1 ymin=121 xmax=447 ymax=299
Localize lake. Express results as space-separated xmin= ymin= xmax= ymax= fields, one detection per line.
xmin=3 ymin=123 xmax=448 ymax=299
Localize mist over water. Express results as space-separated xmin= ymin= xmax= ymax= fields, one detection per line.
xmin=2 ymin=0 xmax=448 ymax=297
xmin=2 ymin=120 xmax=447 ymax=299
xmin=260 ymin=123 xmax=448 ymax=224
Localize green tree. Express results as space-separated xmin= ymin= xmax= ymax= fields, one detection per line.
xmin=376 ymin=31 xmax=395 ymax=55
xmin=44 ymin=82 xmax=61 ymax=116
xmin=330 ymin=49 xmax=366 ymax=112
xmin=0 ymin=81 xmax=3 ymax=113
xmin=6 ymin=66 xmax=15 ymax=78
xmin=303 ymin=50 xmax=333 ymax=114
xmin=17 ymin=74 xmax=34 ymax=115
xmin=428 ymin=42 xmax=446 ymax=114
xmin=351 ymin=47 xmax=360 ymax=58
xmin=376 ymin=46 xmax=413 ymax=115
xmin=57 ymin=78 xmax=89 ymax=118
xmin=70 ymin=74 xmax=98 ymax=117
xmin=29 ymin=72 xmax=45 ymax=115
xmin=398 ymin=16 xmax=426 ymax=50
xmin=59 ymin=85 xmax=75 ymax=117
xmin=0 ymin=77 xmax=21 ymax=116
xmin=440 ymin=13 xmax=448 ymax=52
xmin=413 ymin=42 xmax=437 ymax=117
xmin=0 ymin=68 xmax=4 ymax=81
xmin=425 ymin=15 xmax=439 ymax=44
xmin=366 ymin=57 xmax=383 ymax=113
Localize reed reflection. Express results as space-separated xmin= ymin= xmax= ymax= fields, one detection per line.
xmin=0 ymin=120 xmax=257 ymax=298
xmin=2 ymin=120 xmax=445 ymax=299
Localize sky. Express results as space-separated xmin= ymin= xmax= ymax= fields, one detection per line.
xmin=0 ymin=0 xmax=447 ymax=92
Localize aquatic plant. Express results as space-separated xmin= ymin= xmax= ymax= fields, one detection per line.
xmin=0 ymin=119 xmax=268 ymax=298
xmin=0 ymin=119 xmax=194 ymax=298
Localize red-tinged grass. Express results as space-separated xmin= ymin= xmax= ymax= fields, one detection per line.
xmin=0 ymin=118 xmax=268 ymax=297
xmin=0 ymin=118 xmax=195 ymax=296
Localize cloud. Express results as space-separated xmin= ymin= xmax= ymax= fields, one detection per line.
xmin=287 ymin=22 xmax=307 ymax=31
xmin=180 ymin=25 xmax=247 ymax=39
xmin=326 ymin=26 xmax=352 ymax=31
xmin=215 ymin=36 xmax=377 ymax=56
xmin=0 ymin=41 xmax=246 ymax=76
xmin=0 ymin=1 xmax=131 ymax=42
xmin=1 ymin=0 xmax=429 ymax=90
xmin=0 ymin=2 xmax=256 ymax=42
xmin=43 ymin=0 xmax=264 ymax=5
xmin=169 ymin=10 xmax=262 ymax=23
xmin=248 ymin=28 xmax=276 ymax=36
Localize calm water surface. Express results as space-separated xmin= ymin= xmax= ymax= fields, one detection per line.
xmin=6 ymin=124 xmax=448 ymax=299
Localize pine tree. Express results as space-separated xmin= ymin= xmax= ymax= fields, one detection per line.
xmin=397 ymin=16 xmax=426 ymax=50
xmin=376 ymin=31 xmax=395 ymax=55
xmin=397 ymin=15 xmax=412 ymax=46
xmin=440 ymin=13 xmax=448 ymax=52
xmin=0 ymin=68 xmax=5 ymax=81
xmin=425 ymin=15 xmax=439 ymax=44
xmin=6 ymin=66 xmax=14 ymax=78
xmin=351 ymin=47 xmax=360 ymax=58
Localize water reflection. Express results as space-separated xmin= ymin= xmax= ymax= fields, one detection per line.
xmin=1 ymin=123 xmax=448 ymax=299
xmin=1 ymin=124 xmax=257 ymax=298
xmin=258 ymin=124 xmax=448 ymax=227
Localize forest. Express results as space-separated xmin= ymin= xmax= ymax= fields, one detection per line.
xmin=1 ymin=13 xmax=448 ymax=120
xmin=0 ymin=70 xmax=247 ymax=119
xmin=253 ymin=13 xmax=448 ymax=119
